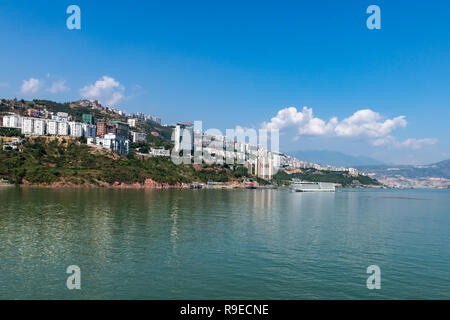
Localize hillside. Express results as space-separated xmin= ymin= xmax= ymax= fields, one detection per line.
xmin=0 ymin=137 xmax=261 ymax=187
xmin=272 ymin=168 xmax=381 ymax=188
xmin=0 ymin=98 xmax=174 ymax=145
xmin=358 ymin=159 xmax=450 ymax=179
xmin=357 ymin=160 xmax=450 ymax=188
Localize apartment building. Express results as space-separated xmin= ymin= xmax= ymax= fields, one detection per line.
xmin=20 ymin=117 xmax=46 ymax=136
xmin=54 ymin=112 xmax=69 ymax=122
xmin=107 ymin=120 xmax=130 ymax=138
xmin=69 ymin=122 xmax=83 ymax=137
xmin=46 ymin=120 xmax=59 ymax=135
xmin=127 ymin=118 xmax=137 ymax=128
xmin=88 ymin=133 xmax=130 ymax=155
xmin=2 ymin=114 xmax=22 ymax=128
xmin=58 ymin=121 xmax=69 ymax=136
xmin=82 ymin=113 xmax=93 ymax=124
xmin=131 ymin=131 xmax=146 ymax=143
xmin=96 ymin=122 xmax=110 ymax=138
xmin=173 ymin=122 xmax=194 ymax=151
xmin=21 ymin=118 xmax=34 ymax=135
xmin=82 ymin=123 xmax=97 ymax=138
xmin=33 ymin=119 xmax=46 ymax=136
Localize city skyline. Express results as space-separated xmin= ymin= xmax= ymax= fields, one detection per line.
xmin=0 ymin=0 xmax=449 ymax=164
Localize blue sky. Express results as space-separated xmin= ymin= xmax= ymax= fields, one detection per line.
xmin=0 ymin=0 xmax=449 ymax=164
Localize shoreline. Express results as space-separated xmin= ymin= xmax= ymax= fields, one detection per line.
xmin=1 ymin=183 xmax=445 ymax=190
xmin=17 ymin=178 xmax=189 ymax=190
xmin=1 ymin=181 xmax=390 ymax=190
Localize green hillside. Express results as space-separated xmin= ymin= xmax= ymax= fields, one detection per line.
xmin=272 ymin=168 xmax=380 ymax=187
xmin=0 ymin=137 xmax=258 ymax=186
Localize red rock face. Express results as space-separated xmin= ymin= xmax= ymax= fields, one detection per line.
xmin=20 ymin=178 xmax=188 ymax=189
xmin=109 ymin=178 xmax=186 ymax=189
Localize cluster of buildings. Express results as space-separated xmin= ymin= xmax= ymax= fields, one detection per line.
xmin=78 ymin=100 xmax=161 ymax=125
xmin=87 ymin=133 xmax=130 ymax=156
xmin=0 ymin=98 xmax=168 ymax=157
xmin=172 ymin=122 xmax=363 ymax=180
xmin=280 ymin=155 xmax=362 ymax=176
xmin=172 ymin=122 xmax=280 ymax=180
xmin=2 ymin=113 xmax=97 ymax=138
xmin=372 ymin=175 xmax=449 ymax=189
xmin=1 ymin=105 xmax=171 ymax=157
xmin=2 ymin=113 xmax=133 ymax=156
xmin=129 ymin=112 xmax=161 ymax=125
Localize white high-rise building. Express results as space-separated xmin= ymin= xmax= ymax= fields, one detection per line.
xmin=33 ymin=119 xmax=46 ymax=136
xmin=3 ymin=114 xmax=23 ymax=128
xmin=58 ymin=122 xmax=69 ymax=136
xmin=131 ymin=131 xmax=146 ymax=143
xmin=88 ymin=133 xmax=130 ymax=155
xmin=69 ymin=121 xmax=83 ymax=137
xmin=173 ymin=122 xmax=194 ymax=152
xmin=21 ymin=118 xmax=46 ymax=136
xmin=46 ymin=120 xmax=58 ymax=135
xmin=22 ymin=118 xmax=34 ymax=135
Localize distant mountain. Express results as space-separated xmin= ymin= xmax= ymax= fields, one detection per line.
xmin=358 ymin=159 xmax=450 ymax=179
xmin=434 ymin=159 xmax=450 ymax=168
xmin=288 ymin=150 xmax=385 ymax=167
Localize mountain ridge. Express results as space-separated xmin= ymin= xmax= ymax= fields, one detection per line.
xmin=288 ymin=150 xmax=385 ymax=167
xmin=358 ymin=159 xmax=450 ymax=180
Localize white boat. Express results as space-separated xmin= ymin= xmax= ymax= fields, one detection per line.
xmin=290 ymin=180 xmax=335 ymax=192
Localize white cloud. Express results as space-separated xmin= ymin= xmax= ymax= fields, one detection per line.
xmin=48 ymin=80 xmax=69 ymax=94
xmin=21 ymin=78 xmax=41 ymax=94
xmin=263 ymin=106 xmax=406 ymax=138
xmin=334 ymin=109 xmax=407 ymax=138
xmin=262 ymin=106 xmax=435 ymax=149
xmin=80 ymin=76 xmax=125 ymax=106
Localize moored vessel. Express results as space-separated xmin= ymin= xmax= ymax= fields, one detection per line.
xmin=290 ymin=179 xmax=335 ymax=192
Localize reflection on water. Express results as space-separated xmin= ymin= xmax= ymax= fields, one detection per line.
xmin=0 ymin=187 xmax=449 ymax=299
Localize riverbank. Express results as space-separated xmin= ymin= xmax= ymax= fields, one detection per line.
xmin=1 ymin=137 xmax=382 ymax=189
xmin=15 ymin=178 xmax=188 ymax=189
xmin=15 ymin=179 xmax=272 ymax=189
xmin=0 ymin=183 xmax=13 ymax=187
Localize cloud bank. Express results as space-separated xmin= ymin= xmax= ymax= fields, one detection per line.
xmin=262 ymin=106 xmax=436 ymax=149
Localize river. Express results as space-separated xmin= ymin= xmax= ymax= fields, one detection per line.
xmin=0 ymin=187 xmax=448 ymax=299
